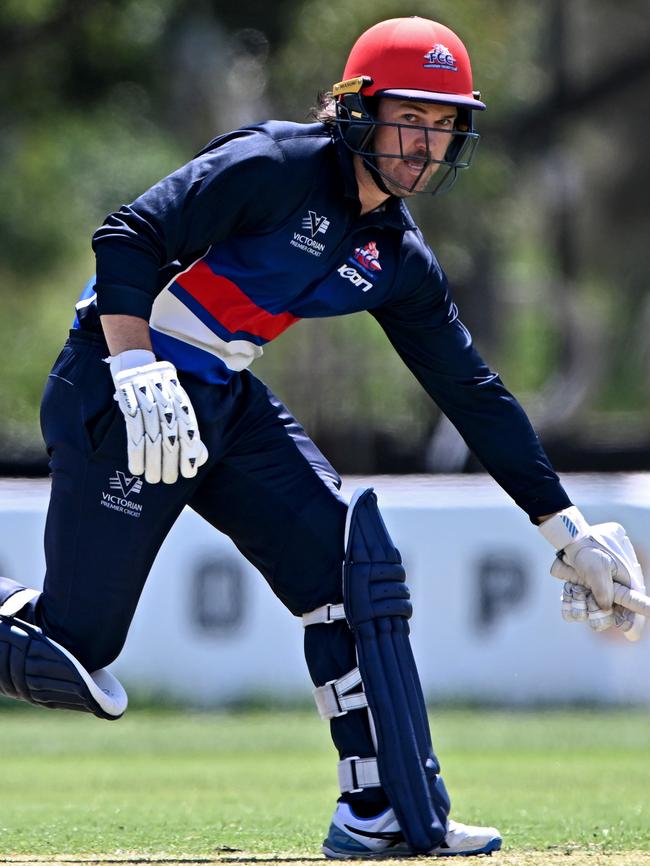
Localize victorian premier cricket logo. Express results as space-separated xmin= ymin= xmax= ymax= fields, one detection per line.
xmin=290 ymin=210 xmax=330 ymax=257
xmin=100 ymin=471 xmax=144 ymax=518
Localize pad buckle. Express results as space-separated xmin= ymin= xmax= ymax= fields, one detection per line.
xmin=313 ymin=666 xmax=368 ymax=720
xmin=338 ymin=756 xmax=381 ymax=793
xmin=301 ymin=602 xmax=345 ymax=627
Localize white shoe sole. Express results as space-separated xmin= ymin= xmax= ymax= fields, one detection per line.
xmin=322 ymin=836 xmax=502 ymax=859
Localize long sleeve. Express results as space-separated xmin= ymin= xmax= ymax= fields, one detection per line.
xmin=372 ymin=255 xmax=571 ymax=520
xmin=92 ymin=129 xmax=289 ymax=320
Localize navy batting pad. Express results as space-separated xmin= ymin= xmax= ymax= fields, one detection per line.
xmin=343 ymin=488 xmax=447 ymax=854
xmin=0 ymin=616 xmax=127 ymax=719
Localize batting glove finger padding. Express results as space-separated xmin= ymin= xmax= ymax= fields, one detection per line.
xmin=110 ymin=350 xmax=208 ymax=484
xmin=585 ymin=591 xmax=616 ymax=632
xmin=541 ymin=507 xmax=646 ymax=642
xmin=560 ymin=578 xmax=634 ymax=633
xmin=169 ymin=377 xmax=209 ymax=479
xmin=560 ymin=582 xmax=588 ymax=623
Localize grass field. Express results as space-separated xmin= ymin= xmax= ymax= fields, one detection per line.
xmin=1 ymin=704 xmax=649 ymax=864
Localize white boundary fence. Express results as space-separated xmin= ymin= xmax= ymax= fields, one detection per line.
xmin=1 ymin=475 xmax=650 ymax=704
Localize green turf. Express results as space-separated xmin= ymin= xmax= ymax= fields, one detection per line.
xmin=0 ymin=705 xmax=649 ymax=856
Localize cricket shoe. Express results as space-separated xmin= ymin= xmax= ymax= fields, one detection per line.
xmin=322 ymin=802 xmax=502 ymax=859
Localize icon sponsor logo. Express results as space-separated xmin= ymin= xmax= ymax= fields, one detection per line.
xmin=338 ymin=241 xmax=381 ymax=291
xmin=337 ymin=265 xmax=373 ymax=292
xmin=100 ymin=471 xmax=143 ymax=518
xmin=423 ymin=43 xmax=458 ymax=71
xmin=290 ymin=211 xmax=330 ymax=257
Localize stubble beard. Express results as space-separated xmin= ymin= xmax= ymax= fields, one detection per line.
xmin=376 ymin=157 xmax=435 ymax=197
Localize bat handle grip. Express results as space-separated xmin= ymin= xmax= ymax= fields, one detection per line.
xmin=613 ymin=584 xmax=650 ymax=617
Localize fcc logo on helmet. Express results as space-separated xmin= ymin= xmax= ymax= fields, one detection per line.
xmin=423 ymin=43 xmax=458 ymax=72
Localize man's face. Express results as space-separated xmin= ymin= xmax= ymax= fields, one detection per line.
xmin=371 ymin=98 xmax=458 ymax=196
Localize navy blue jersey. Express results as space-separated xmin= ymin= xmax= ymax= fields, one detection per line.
xmin=81 ymin=120 xmax=570 ymax=519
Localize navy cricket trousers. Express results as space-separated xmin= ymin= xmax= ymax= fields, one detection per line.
xmin=3 ymin=327 xmax=445 ymax=818
xmin=36 ymin=329 xmax=349 ymax=671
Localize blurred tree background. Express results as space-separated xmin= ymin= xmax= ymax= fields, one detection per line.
xmin=1 ymin=0 xmax=649 ymax=474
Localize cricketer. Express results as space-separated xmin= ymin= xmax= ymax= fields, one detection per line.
xmin=0 ymin=16 xmax=646 ymax=858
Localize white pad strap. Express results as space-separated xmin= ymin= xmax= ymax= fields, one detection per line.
xmin=338 ymin=756 xmax=381 ymax=793
xmin=302 ymin=603 xmax=346 ymax=627
xmin=313 ymin=666 xmax=368 ymax=719
xmin=0 ymin=589 xmax=40 ymax=617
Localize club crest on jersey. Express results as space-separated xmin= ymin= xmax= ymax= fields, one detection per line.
xmin=352 ymin=241 xmax=382 ymax=276
xmin=290 ymin=211 xmax=331 ymax=257
xmin=338 ymin=242 xmax=381 ymax=293
xmin=423 ymin=43 xmax=458 ymax=72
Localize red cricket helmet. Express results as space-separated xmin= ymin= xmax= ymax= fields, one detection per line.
xmin=332 ymin=17 xmax=485 ymax=196
xmin=340 ymin=17 xmax=485 ymax=111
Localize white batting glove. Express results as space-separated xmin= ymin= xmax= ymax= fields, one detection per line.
xmin=560 ymin=581 xmax=615 ymax=631
xmin=559 ymin=581 xmax=612 ymax=632
xmin=560 ymin=582 xmax=588 ymax=623
xmin=109 ymin=350 xmax=208 ymax=485
xmin=561 ymin=581 xmax=635 ymax=634
xmin=540 ymin=507 xmax=645 ymax=641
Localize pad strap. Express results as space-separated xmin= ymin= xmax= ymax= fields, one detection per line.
xmin=313 ymin=666 xmax=368 ymax=719
xmin=338 ymin=756 xmax=381 ymax=793
xmin=0 ymin=589 xmax=40 ymax=617
xmin=302 ymin=603 xmax=346 ymax=627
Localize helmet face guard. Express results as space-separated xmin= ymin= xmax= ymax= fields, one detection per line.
xmin=334 ymin=17 xmax=486 ymax=197
xmin=335 ymin=86 xmax=480 ymax=196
